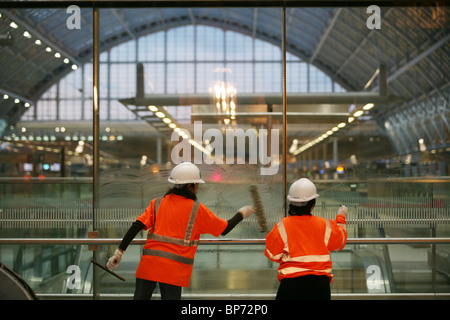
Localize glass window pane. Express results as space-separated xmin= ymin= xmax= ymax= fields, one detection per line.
xmin=109 ymin=63 xmax=136 ymax=98
xmin=138 ymin=32 xmax=165 ymax=62
xmin=3 ymin=3 xmax=448 ymax=300
xmin=197 ymin=25 xmax=224 ymax=61
xmin=167 ymin=26 xmax=195 ymax=61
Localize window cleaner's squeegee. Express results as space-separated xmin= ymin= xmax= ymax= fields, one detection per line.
xmin=92 ymin=260 xmax=126 ymax=281
xmin=249 ymin=185 xmax=268 ymax=233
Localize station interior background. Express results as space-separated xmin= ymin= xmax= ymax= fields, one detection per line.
xmin=0 ymin=0 xmax=449 ymax=299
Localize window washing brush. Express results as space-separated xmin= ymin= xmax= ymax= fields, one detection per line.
xmin=249 ymin=185 xmax=268 ymax=232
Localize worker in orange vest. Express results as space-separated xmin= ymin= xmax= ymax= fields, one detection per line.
xmin=265 ymin=178 xmax=348 ymax=300
xmin=107 ymin=162 xmax=255 ymax=300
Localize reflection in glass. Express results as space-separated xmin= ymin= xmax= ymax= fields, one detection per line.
xmin=0 ymin=4 xmax=448 ymax=299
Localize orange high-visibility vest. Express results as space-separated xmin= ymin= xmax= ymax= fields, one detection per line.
xmin=135 ymin=194 xmax=228 ymax=287
xmin=265 ymin=213 xmax=347 ymax=282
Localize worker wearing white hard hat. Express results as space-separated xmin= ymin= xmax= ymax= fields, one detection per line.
xmin=287 ymin=177 xmax=320 ymax=204
xmin=265 ymin=178 xmax=348 ymax=300
xmin=167 ymin=161 xmax=205 ymax=185
xmin=107 ymin=162 xmax=255 ymax=300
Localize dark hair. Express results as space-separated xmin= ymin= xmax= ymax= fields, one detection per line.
xmin=165 ymin=183 xmax=197 ymax=201
xmin=288 ymin=199 xmax=315 ymax=216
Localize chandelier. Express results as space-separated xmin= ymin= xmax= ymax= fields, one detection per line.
xmin=209 ymin=80 xmax=237 ymax=125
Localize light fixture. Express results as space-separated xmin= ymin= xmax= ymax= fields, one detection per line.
xmin=210 ymin=80 xmax=237 ymax=124
xmin=148 ymin=105 xmax=158 ymax=112
xmin=155 ymin=112 xmax=165 ymax=118
xmin=362 ymin=103 xmax=375 ymax=110
xmin=353 ymin=110 xmax=364 ymax=117
xmin=10 ymin=22 xmax=18 ymax=29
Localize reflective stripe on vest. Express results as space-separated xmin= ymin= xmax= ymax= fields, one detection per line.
xmin=142 ymin=248 xmax=194 ymax=265
xmin=280 ymin=266 xmax=333 ymax=275
xmin=337 ymin=222 xmax=347 ymax=250
xmin=275 ymin=219 xmax=333 ymax=274
xmin=146 ymin=197 xmax=200 ymax=247
xmin=143 ymin=197 xmax=200 ymax=265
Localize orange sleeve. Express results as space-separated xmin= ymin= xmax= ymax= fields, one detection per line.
xmin=264 ymin=223 xmax=285 ymax=263
xmin=194 ymin=203 xmax=228 ymax=237
xmin=136 ymin=199 xmax=156 ymax=231
xmin=326 ymin=214 xmax=347 ymax=252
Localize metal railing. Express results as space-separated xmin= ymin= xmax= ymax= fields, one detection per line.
xmin=1 ymin=237 xmax=449 ymax=245
xmin=1 ymin=237 xmax=449 ymax=300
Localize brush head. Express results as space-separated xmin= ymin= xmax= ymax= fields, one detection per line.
xmin=249 ymin=185 xmax=268 ymax=233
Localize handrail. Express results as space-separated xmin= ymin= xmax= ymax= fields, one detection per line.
xmin=0 ymin=237 xmax=449 ymax=245
xmin=35 ymin=292 xmax=450 ymax=300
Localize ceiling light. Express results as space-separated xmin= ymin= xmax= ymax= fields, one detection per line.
xmin=348 ymin=117 xmax=354 ymax=123
xmin=362 ymin=103 xmax=375 ymax=110
xmin=63 ymin=58 xmax=70 ymax=64
xmin=148 ymin=105 xmax=158 ymax=112
xmin=54 ymin=52 xmax=61 ymax=58
xmin=354 ymin=110 xmax=364 ymax=117
xmin=10 ymin=22 xmax=18 ymax=29
xmin=23 ymin=31 xmax=31 ymax=38
xmin=337 ymin=122 xmax=346 ymax=128
xmin=155 ymin=112 xmax=165 ymax=118
xmin=71 ymin=64 xmax=78 ymax=70
xmin=35 ymin=39 xmax=42 ymax=45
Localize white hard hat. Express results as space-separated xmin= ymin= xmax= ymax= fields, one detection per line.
xmin=287 ymin=178 xmax=319 ymax=203
xmin=168 ymin=162 xmax=205 ymax=184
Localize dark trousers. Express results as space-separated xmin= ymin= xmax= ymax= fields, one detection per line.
xmin=133 ymin=277 xmax=182 ymax=300
xmin=276 ymin=275 xmax=331 ymax=300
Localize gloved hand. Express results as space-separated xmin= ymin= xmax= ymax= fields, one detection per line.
xmin=238 ymin=206 xmax=255 ymax=219
xmin=337 ymin=205 xmax=348 ymax=218
xmin=107 ymin=249 xmax=123 ymax=271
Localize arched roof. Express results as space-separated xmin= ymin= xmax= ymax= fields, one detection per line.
xmin=0 ymin=2 xmax=449 ymax=154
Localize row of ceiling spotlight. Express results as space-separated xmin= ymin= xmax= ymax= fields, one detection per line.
xmin=6 ymin=14 xmax=78 ymax=71
xmin=1 ymin=93 xmax=31 ymax=108
xmin=291 ymin=103 xmax=375 ymax=156
xmin=147 ymin=105 xmax=211 ymax=156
